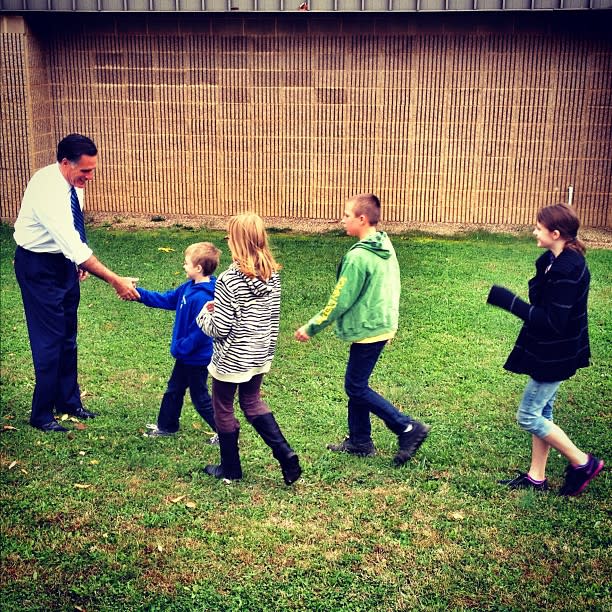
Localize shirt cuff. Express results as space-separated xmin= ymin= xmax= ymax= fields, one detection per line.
xmin=74 ymin=244 xmax=93 ymax=266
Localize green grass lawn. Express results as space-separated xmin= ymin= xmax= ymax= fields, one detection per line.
xmin=1 ymin=223 xmax=610 ymax=611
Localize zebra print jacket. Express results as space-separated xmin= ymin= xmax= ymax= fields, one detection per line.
xmin=196 ymin=263 xmax=281 ymax=383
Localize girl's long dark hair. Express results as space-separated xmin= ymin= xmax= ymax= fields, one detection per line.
xmin=537 ymin=203 xmax=586 ymax=256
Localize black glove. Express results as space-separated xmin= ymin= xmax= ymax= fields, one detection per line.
xmin=487 ymin=285 xmax=531 ymax=321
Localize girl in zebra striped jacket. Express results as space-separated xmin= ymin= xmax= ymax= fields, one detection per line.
xmin=197 ymin=212 xmax=301 ymax=485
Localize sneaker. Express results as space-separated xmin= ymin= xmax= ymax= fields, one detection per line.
xmin=327 ymin=436 xmax=376 ymax=457
xmin=209 ymin=433 xmax=219 ymax=446
xmin=143 ymin=427 xmax=175 ymax=437
xmin=559 ymin=454 xmax=604 ymax=497
xmin=394 ymin=422 xmax=430 ymax=466
xmin=498 ymin=472 xmax=549 ymax=492
xmin=145 ymin=423 xmax=157 ymax=430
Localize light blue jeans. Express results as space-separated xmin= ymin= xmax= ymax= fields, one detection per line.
xmin=516 ymin=378 xmax=561 ymax=438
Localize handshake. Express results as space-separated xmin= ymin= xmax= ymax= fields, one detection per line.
xmin=115 ymin=276 xmax=140 ymax=301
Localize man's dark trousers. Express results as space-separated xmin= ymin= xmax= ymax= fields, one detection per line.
xmin=14 ymin=246 xmax=84 ymax=427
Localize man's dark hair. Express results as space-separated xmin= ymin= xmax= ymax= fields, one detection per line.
xmin=56 ymin=134 xmax=97 ymax=163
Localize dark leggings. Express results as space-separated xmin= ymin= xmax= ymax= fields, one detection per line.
xmin=212 ymin=374 xmax=270 ymax=433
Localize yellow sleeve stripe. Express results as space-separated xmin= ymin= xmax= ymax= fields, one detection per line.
xmin=312 ymin=276 xmax=347 ymax=325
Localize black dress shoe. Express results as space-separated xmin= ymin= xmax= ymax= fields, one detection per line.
xmin=68 ymin=407 xmax=97 ymax=419
xmin=35 ymin=421 xmax=68 ymax=433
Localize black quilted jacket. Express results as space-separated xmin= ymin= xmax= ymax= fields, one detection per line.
xmin=503 ymin=248 xmax=591 ymax=382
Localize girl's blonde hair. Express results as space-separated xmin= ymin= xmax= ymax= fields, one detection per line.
xmin=227 ymin=212 xmax=281 ymax=281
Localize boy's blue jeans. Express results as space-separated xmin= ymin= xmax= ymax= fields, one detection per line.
xmin=345 ymin=341 xmax=412 ymax=445
xmin=157 ymin=360 xmax=216 ymax=433
xmin=516 ymin=377 xmax=559 ymax=438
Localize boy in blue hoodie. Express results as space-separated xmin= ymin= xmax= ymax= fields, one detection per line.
xmin=137 ymin=242 xmax=220 ymax=440
xmin=295 ymin=194 xmax=429 ymax=466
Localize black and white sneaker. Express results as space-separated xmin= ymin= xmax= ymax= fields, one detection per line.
xmin=143 ymin=426 xmax=175 ymax=437
xmin=327 ymin=436 xmax=376 ymax=457
xmin=394 ymin=422 xmax=430 ymax=466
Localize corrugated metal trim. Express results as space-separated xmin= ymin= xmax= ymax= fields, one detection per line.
xmin=1 ymin=0 xmax=611 ymax=9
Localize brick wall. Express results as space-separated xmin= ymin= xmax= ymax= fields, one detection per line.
xmin=1 ymin=12 xmax=611 ymax=228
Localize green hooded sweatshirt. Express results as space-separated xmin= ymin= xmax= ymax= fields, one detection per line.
xmin=304 ymin=231 xmax=400 ymax=342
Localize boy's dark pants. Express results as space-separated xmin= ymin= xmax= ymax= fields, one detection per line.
xmin=14 ymin=247 xmax=84 ymax=427
xmin=157 ymin=361 xmax=215 ymax=433
xmin=345 ymin=340 xmax=412 ymax=445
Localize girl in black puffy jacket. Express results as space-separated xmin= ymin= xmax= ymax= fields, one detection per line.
xmin=487 ymin=203 xmax=604 ymax=497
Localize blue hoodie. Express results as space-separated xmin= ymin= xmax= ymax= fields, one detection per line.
xmin=138 ymin=278 xmax=216 ymax=366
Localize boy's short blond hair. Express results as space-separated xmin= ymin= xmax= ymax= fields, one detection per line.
xmin=350 ymin=193 xmax=381 ymax=226
xmin=184 ymin=242 xmax=221 ymax=276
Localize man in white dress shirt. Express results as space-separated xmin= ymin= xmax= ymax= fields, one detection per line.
xmin=13 ymin=133 xmax=140 ymax=432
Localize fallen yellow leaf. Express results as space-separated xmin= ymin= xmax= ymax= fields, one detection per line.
xmin=157 ymin=247 xmax=175 ymax=252
xmin=3 ymin=425 xmax=17 ymax=431
xmin=170 ymin=495 xmax=186 ymax=504
xmin=8 ymin=461 xmax=17 ymax=469
xmin=185 ymin=501 xmax=197 ymax=509
xmin=74 ymin=483 xmax=92 ymax=489
xmin=90 ymin=460 xmax=99 ymax=465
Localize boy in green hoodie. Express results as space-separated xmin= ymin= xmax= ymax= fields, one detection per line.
xmin=295 ymin=193 xmax=430 ymax=465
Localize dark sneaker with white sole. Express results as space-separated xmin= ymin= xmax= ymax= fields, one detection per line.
xmin=394 ymin=422 xmax=430 ymax=466
xmin=327 ymin=436 xmax=376 ymax=457
xmin=559 ymin=454 xmax=604 ymax=497
xmin=143 ymin=426 xmax=175 ymax=437
xmin=498 ymin=472 xmax=549 ymax=492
